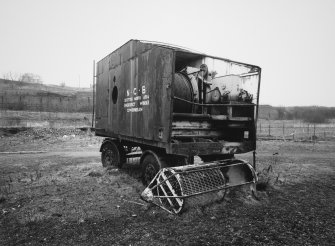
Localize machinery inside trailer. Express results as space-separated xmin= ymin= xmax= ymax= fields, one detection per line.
xmin=172 ymin=51 xmax=258 ymax=140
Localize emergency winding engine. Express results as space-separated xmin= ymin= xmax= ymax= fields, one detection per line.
xmin=95 ymin=40 xmax=261 ymax=213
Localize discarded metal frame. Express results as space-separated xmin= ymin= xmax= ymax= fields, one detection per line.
xmin=141 ymin=159 xmax=257 ymax=214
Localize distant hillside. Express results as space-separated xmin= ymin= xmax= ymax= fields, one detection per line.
xmin=258 ymin=104 xmax=335 ymax=123
xmin=0 ymin=79 xmax=93 ymax=112
xmin=1 ymin=79 xmax=334 ymax=123
xmin=258 ymin=105 xmax=279 ymax=119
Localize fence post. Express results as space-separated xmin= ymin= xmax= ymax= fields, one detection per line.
xmin=307 ymin=124 xmax=309 ymax=139
xmin=268 ymin=113 xmax=271 ymax=137
xmin=313 ymin=124 xmax=316 ymax=142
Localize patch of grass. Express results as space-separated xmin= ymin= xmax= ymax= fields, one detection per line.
xmin=0 ymin=175 xmax=13 ymax=202
xmin=256 ymin=182 xmax=268 ymax=191
xmin=1 ymin=138 xmax=335 ymax=245
xmin=256 ymin=152 xmax=286 ymax=191
xmin=87 ymin=170 xmax=103 ymax=177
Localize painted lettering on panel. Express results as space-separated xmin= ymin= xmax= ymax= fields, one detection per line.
xmin=124 ymin=85 xmax=149 ymax=113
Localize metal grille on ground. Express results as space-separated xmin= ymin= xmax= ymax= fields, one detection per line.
xmin=141 ymin=159 xmax=257 ymax=214
xmin=181 ymin=169 xmax=226 ymax=196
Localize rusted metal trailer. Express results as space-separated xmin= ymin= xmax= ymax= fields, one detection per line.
xmin=95 ymin=40 xmax=261 ymax=213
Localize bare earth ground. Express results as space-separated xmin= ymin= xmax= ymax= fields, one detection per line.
xmin=0 ymin=129 xmax=334 ymax=245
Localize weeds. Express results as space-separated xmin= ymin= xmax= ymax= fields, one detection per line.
xmin=0 ymin=175 xmax=13 ymax=202
xmin=256 ymin=152 xmax=285 ymax=191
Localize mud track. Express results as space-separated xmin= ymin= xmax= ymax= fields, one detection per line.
xmin=0 ymin=129 xmax=334 ymax=245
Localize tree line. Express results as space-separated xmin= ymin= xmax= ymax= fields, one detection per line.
xmin=2 ymin=72 xmax=43 ymax=84
xmin=276 ymin=106 xmax=335 ymax=123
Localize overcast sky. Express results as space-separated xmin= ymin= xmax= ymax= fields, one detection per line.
xmin=1 ymin=0 xmax=334 ymax=106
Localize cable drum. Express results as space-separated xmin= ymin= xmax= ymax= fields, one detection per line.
xmin=173 ymin=73 xmax=194 ymax=113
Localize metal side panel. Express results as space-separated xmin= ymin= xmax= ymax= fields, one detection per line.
xmin=95 ymin=57 xmax=109 ymax=129
xmin=104 ymin=42 xmax=173 ymax=144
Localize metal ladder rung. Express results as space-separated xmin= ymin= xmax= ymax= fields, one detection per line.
xmin=160 ymin=172 xmax=183 ymax=207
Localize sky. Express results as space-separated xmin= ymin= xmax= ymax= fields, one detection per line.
xmin=1 ymin=0 xmax=335 ymax=106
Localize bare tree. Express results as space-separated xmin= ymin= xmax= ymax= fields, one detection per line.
xmin=277 ymin=106 xmax=286 ymax=120
xmin=20 ymin=73 xmax=43 ymax=84
xmin=2 ymin=72 xmax=22 ymax=81
xmin=2 ymin=72 xmax=43 ymax=84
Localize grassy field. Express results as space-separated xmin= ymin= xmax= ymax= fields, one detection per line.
xmin=0 ymin=129 xmax=334 ymax=245
xmin=0 ymin=110 xmax=92 ymax=128
xmin=257 ymin=119 xmax=335 ymax=141
xmin=0 ymin=79 xmax=92 ymax=113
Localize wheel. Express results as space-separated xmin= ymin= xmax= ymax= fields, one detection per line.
xmin=101 ymin=142 xmax=125 ymax=168
xmin=141 ymin=153 xmax=164 ymax=186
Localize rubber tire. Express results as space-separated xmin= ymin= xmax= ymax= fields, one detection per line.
xmin=141 ymin=153 xmax=162 ymax=186
xmin=101 ymin=142 xmax=125 ymax=168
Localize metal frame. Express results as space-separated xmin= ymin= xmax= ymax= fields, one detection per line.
xmin=142 ymin=159 xmax=257 ymax=214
